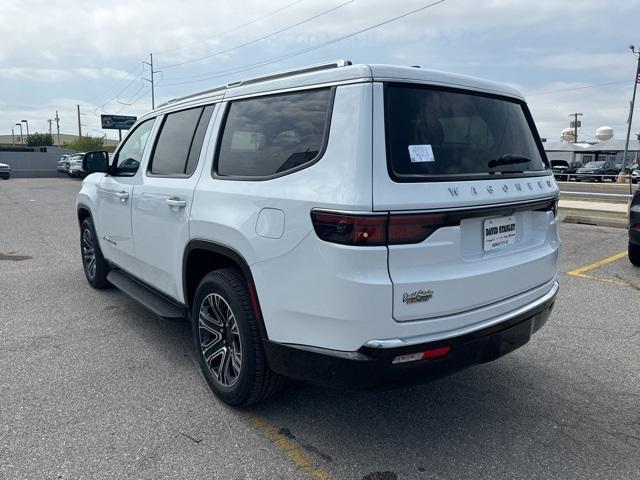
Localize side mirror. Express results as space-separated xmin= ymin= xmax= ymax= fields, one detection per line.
xmin=82 ymin=151 xmax=110 ymax=173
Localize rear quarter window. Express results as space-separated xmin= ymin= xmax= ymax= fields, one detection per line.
xmin=214 ymin=88 xmax=333 ymax=179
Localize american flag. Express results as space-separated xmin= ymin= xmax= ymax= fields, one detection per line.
xmin=637 ymin=72 xmax=640 ymax=84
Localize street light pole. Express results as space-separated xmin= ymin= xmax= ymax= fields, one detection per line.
xmin=622 ymin=45 xmax=640 ymax=194
xmin=21 ymin=119 xmax=29 ymax=137
xmin=11 ymin=127 xmax=15 ymax=147
xmin=15 ymin=123 xmax=23 ymax=144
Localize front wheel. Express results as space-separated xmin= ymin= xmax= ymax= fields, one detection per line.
xmin=629 ymin=242 xmax=640 ymax=267
xmin=192 ymin=269 xmax=284 ymax=406
xmin=80 ymin=218 xmax=110 ymax=288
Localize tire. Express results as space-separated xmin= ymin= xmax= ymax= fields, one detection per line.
xmin=80 ymin=218 xmax=110 ymax=288
xmin=629 ymin=242 xmax=640 ymax=267
xmin=192 ymin=268 xmax=284 ymax=406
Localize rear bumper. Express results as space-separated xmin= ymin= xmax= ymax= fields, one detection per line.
xmin=264 ymin=282 xmax=558 ymax=390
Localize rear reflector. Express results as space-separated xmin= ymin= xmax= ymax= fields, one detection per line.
xmin=392 ymin=346 xmax=451 ymax=364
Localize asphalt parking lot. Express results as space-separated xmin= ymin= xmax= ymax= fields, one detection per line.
xmin=1 ymin=178 xmax=639 ymax=480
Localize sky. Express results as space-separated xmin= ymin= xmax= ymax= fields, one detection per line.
xmin=1 ymin=0 xmax=639 ymax=143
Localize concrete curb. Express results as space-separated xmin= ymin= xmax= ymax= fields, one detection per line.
xmin=561 ymin=213 xmax=628 ymax=229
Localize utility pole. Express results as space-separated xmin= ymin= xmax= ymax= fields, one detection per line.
xmin=569 ymin=113 xmax=582 ymax=143
xmin=54 ymin=110 xmax=60 ymax=146
xmin=143 ymin=53 xmax=160 ymax=109
xmin=15 ymin=123 xmax=23 ymax=144
xmin=47 ymin=119 xmax=53 ymax=135
xmin=77 ymin=104 xmax=82 ymax=138
xmin=622 ymin=45 xmax=640 ymax=194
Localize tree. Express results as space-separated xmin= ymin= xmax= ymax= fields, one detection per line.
xmin=26 ymin=132 xmax=54 ymax=147
xmin=64 ymin=136 xmax=105 ymax=152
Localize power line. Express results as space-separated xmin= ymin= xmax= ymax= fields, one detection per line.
xmin=80 ymin=2 xmax=308 ymax=107
xmin=83 ymin=64 xmax=145 ymax=105
xmin=115 ymin=87 xmax=151 ymax=114
xmin=158 ymin=0 xmax=446 ymax=89
xmin=526 ymin=80 xmax=629 ymax=96
xmin=155 ymin=0 xmax=306 ymax=55
xmin=159 ymin=0 xmax=356 ymax=70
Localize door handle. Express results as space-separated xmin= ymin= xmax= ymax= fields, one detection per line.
xmin=115 ymin=191 xmax=129 ymax=201
xmin=166 ymin=197 xmax=187 ymax=208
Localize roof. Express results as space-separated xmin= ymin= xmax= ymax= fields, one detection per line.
xmin=543 ymin=141 xmax=587 ymax=152
xmin=584 ymin=138 xmax=640 ymax=152
xmin=150 ymin=60 xmax=524 ymax=119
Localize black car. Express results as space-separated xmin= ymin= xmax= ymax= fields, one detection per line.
xmin=575 ymin=161 xmax=618 ymax=182
xmin=550 ymin=160 xmax=570 ymax=181
xmin=629 ymin=187 xmax=640 ymax=266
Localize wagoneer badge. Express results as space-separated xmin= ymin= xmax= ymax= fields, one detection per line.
xmin=402 ymin=289 xmax=434 ymax=304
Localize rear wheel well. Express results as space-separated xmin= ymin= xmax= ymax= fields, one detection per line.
xmin=184 ymin=248 xmax=245 ymax=309
xmin=77 ymin=206 xmax=91 ymax=225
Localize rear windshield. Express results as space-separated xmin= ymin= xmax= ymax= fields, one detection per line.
xmin=384 ymin=84 xmax=547 ymax=181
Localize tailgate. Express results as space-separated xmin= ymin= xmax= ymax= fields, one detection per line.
xmin=387 ymin=200 xmax=559 ymax=321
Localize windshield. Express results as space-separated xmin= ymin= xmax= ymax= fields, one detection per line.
xmin=584 ymin=162 xmax=605 ymax=168
xmin=384 ymin=84 xmax=547 ymax=181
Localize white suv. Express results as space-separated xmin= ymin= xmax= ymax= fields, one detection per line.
xmin=76 ymin=61 xmax=560 ymax=406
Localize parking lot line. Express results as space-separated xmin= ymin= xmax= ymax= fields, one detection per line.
xmin=248 ymin=413 xmax=335 ymax=480
xmin=566 ymin=251 xmax=632 ymax=287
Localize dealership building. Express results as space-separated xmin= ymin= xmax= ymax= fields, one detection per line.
xmin=543 ymin=126 xmax=640 ymax=167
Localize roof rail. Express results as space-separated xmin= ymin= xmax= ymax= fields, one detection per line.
xmin=158 ymin=59 xmax=352 ymax=108
xmin=226 ymin=59 xmax=352 ymax=88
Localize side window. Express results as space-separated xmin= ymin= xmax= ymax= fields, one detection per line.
xmin=148 ymin=105 xmax=214 ymax=176
xmin=149 ymin=107 xmax=202 ymax=176
xmin=215 ymin=88 xmax=332 ymax=178
xmin=114 ymin=119 xmax=155 ymax=175
xmin=186 ymin=105 xmax=215 ymax=175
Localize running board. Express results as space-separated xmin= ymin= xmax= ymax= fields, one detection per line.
xmin=107 ymin=270 xmax=187 ymax=320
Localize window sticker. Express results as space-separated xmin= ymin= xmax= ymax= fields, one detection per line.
xmin=408 ymin=144 xmax=435 ymax=163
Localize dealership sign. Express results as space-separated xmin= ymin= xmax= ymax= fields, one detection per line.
xmin=101 ymin=115 xmax=137 ymax=130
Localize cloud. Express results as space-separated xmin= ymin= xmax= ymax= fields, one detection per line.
xmin=1 ymin=0 xmax=639 ymax=141
xmin=0 ymin=67 xmax=135 ymax=82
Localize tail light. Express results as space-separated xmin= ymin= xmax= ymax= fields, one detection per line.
xmin=311 ymin=212 xmax=387 ymax=246
xmin=388 ymin=213 xmax=446 ymax=244
xmin=311 ymin=211 xmax=447 ymax=246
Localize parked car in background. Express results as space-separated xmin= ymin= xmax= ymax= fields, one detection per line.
xmin=67 ymin=153 xmax=86 ymax=178
xmin=575 ymin=161 xmax=618 ymax=182
xmin=551 ymin=160 xmax=570 ymax=181
xmin=0 ymin=162 xmax=11 ymax=179
xmin=57 ymin=155 xmax=70 ymax=173
xmin=629 ymin=187 xmax=640 ymax=266
xmin=76 ymin=61 xmax=559 ymax=406
xmin=631 ymin=167 xmax=639 ymax=184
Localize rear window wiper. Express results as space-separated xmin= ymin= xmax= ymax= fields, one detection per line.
xmin=488 ymin=154 xmax=530 ymax=169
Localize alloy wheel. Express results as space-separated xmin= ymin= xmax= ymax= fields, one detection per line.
xmin=198 ymin=293 xmax=242 ymax=387
xmin=81 ymin=227 xmax=96 ymax=280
